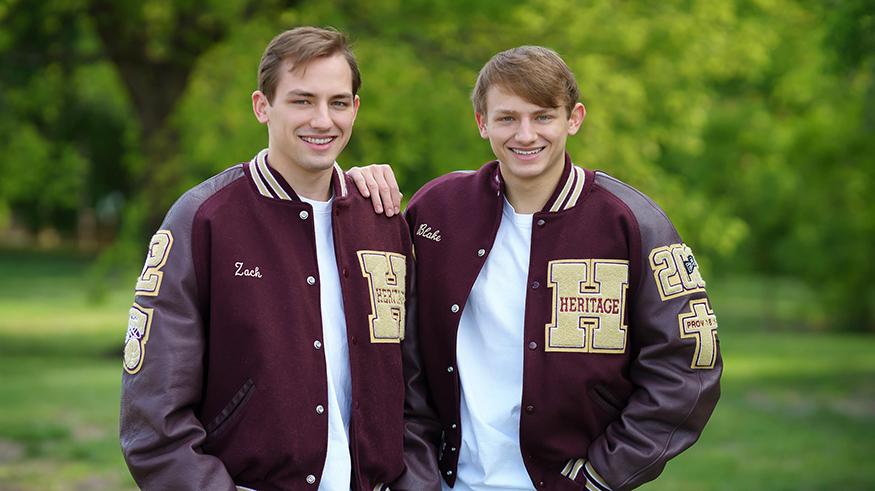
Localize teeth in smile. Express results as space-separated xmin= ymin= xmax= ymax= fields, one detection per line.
xmin=512 ymin=147 xmax=543 ymax=155
xmin=301 ymin=136 xmax=334 ymax=145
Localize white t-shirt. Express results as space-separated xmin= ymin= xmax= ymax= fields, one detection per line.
xmin=447 ymin=199 xmax=535 ymax=491
xmin=301 ymin=195 xmax=352 ymax=491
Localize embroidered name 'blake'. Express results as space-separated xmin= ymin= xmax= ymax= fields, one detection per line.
xmin=235 ymin=262 xmax=263 ymax=278
xmin=416 ymin=223 xmax=442 ymax=242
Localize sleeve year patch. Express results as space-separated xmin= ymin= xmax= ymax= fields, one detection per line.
xmin=678 ymin=298 xmax=718 ymax=369
xmin=649 ymin=243 xmax=706 ymax=301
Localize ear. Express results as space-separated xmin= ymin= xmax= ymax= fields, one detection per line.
xmin=350 ymin=94 xmax=361 ymax=124
xmin=475 ymin=112 xmax=488 ymax=139
xmin=567 ymin=102 xmax=586 ymax=135
xmin=252 ymin=90 xmax=270 ymax=124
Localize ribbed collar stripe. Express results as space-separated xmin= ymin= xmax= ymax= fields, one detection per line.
xmin=549 ymin=165 xmax=577 ymax=212
xmin=564 ymin=166 xmax=586 ymax=210
xmin=334 ymin=162 xmax=347 ymax=198
xmin=248 ymin=149 xmax=347 ymax=201
xmin=548 ymin=164 xmax=586 ymax=212
xmin=249 ymin=150 xmax=274 ymax=199
xmin=255 ymin=150 xmax=292 ymax=200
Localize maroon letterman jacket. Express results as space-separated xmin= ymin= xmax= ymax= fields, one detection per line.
xmin=120 ymin=149 xmax=440 ymax=490
xmin=405 ymin=155 xmax=722 ymax=490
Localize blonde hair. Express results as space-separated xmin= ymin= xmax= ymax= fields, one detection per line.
xmin=472 ymin=46 xmax=579 ymax=116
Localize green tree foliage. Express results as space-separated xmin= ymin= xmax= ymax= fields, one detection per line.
xmin=1 ymin=0 xmax=873 ymax=329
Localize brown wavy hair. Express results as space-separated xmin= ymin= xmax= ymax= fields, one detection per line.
xmin=258 ymin=26 xmax=361 ymax=104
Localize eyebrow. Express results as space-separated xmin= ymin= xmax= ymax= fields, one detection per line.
xmin=284 ymin=90 xmax=354 ymax=99
xmin=492 ymin=107 xmax=556 ymax=116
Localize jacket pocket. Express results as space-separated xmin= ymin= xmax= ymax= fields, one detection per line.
xmin=590 ymin=384 xmax=624 ymax=417
xmin=205 ymin=378 xmax=256 ymax=439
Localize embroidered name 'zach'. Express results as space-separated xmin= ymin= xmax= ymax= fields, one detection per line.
xmin=416 ymin=223 xmax=442 ymax=242
xmin=235 ymin=262 xmax=263 ymax=278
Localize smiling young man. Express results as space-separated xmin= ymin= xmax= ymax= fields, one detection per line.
xmin=351 ymin=46 xmax=722 ymax=490
xmin=119 ymin=27 xmax=439 ymax=490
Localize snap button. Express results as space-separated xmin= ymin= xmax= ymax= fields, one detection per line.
xmin=306 ymin=474 xmax=316 ymax=484
xmin=446 ymin=470 xmax=453 ymax=476
xmin=447 ymin=366 xmax=454 ymax=373
xmin=314 ymin=340 xmax=322 ymax=350
xmin=531 ymin=281 xmax=540 ymax=289
xmin=525 ymin=405 xmax=535 ymax=414
xmin=528 ymin=341 xmax=537 ymax=350
xmin=300 ymin=210 xmax=310 ymax=220
xmin=316 ymin=404 xmax=324 ymax=414
xmin=451 ymin=304 xmax=460 ymax=313
xmin=536 ymin=219 xmax=545 ymax=227
xmin=477 ymin=248 xmax=485 ymax=257
xmin=307 ymin=276 xmax=316 ymax=285
xmin=451 ymin=423 xmax=457 ymax=429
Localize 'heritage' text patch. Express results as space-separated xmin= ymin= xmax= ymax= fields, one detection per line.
xmin=357 ymin=250 xmax=406 ymax=343
xmin=545 ymin=259 xmax=629 ymax=353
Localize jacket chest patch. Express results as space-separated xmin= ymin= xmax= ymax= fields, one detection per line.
xmin=545 ymin=259 xmax=629 ymax=353
xmin=357 ymin=250 xmax=406 ymax=343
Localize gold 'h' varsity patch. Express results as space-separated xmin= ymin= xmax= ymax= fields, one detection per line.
xmin=124 ymin=302 xmax=153 ymax=374
xmin=135 ymin=230 xmax=173 ymax=296
xmin=545 ymin=259 xmax=629 ymax=353
xmin=357 ymin=251 xmax=406 ymax=343
xmin=649 ymin=242 xmax=706 ymax=301
xmin=678 ymin=298 xmax=719 ymax=369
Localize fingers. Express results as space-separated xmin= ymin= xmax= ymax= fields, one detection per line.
xmin=382 ymin=166 xmax=402 ymax=215
xmin=364 ymin=170 xmax=384 ymax=214
xmin=345 ymin=164 xmax=402 ymax=216
xmin=347 ymin=167 xmax=371 ymax=198
xmin=372 ymin=166 xmax=396 ymax=217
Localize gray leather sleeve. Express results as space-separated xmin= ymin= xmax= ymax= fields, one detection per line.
xmin=119 ymin=171 xmax=240 ymax=490
xmin=390 ymin=251 xmax=443 ymax=490
xmin=588 ymin=174 xmax=722 ymax=490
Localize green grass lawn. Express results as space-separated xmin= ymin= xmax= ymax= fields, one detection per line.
xmin=0 ymin=252 xmax=873 ymax=490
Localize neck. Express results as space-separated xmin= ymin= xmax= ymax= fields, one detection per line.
xmin=269 ymin=150 xmax=334 ymax=201
xmin=500 ymin=160 xmax=565 ymax=214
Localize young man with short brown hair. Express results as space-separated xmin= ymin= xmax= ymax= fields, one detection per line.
xmin=120 ymin=26 xmax=439 ymax=490
xmin=352 ymin=45 xmax=721 ymax=490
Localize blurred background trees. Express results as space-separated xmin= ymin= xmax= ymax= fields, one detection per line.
xmin=1 ymin=0 xmax=873 ymax=330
